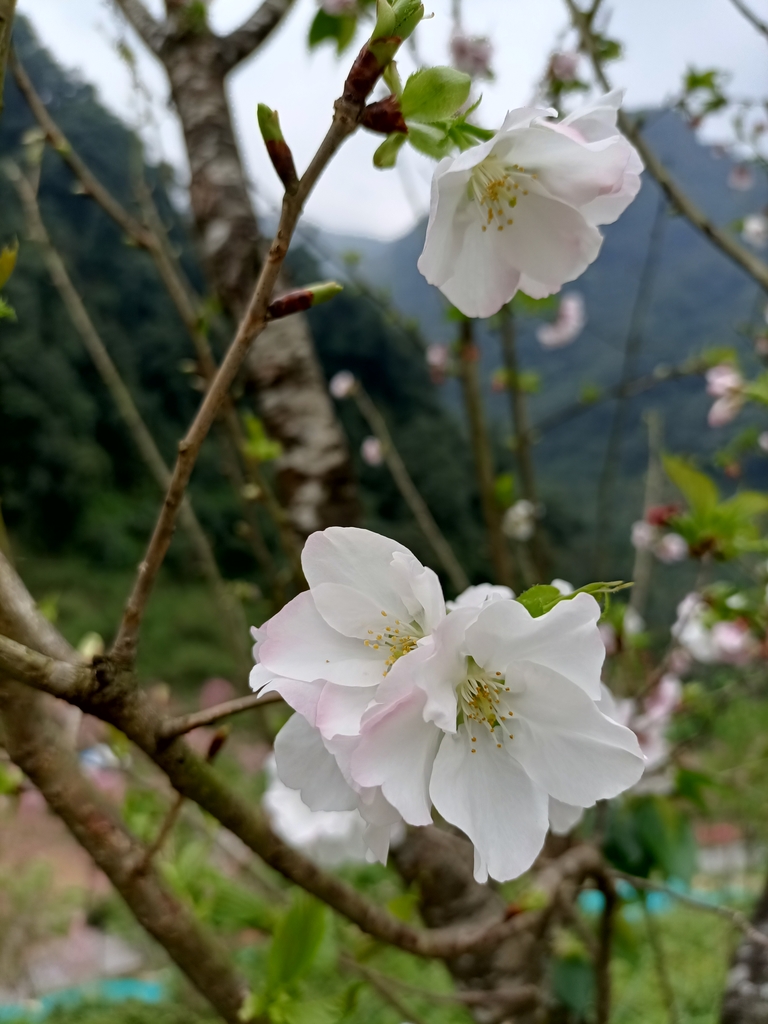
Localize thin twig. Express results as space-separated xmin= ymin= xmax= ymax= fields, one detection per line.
xmin=727 ymin=0 xmax=768 ymax=40
xmin=5 ymin=161 xmax=251 ymax=677
xmin=565 ymin=0 xmax=768 ymax=292
xmin=341 ymin=955 xmax=432 ymax=1024
xmin=160 ymin=690 xmax=283 ymax=740
xmin=352 ymin=385 xmax=470 ymax=593
xmin=0 ymin=0 xmax=16 ymax=116
xmin=456 ymin=318 xmax=517 ymax=589
xmin=642 ymin=894 xmax=680 ymax=1024
xmin=612 ymin=870 xmax=768 ymax=949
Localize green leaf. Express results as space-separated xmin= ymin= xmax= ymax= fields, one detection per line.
xmin=663 ymin=454 xmax=719 ymax=514
xmin=516 ymin=585 xmax=562 ymax=617
xmin=243 ymin=413 xmax=283 ymax=462
xmin=0 ymin=240 xmax=18 ymax=290
xmin=0 ymin=297 xmax=16 ymax=321
xmin=494 ymin=471 xmax=515 ymax=510
xmin=406 ymin=122 xmax=454 ymax=160
xmin=266 ymin=892 xmax=327 ymax=995
xmin=308 ymin=10 xmax=357 ymax=53
xmin=400 ymin=66 xmax=471 ymax=122
xmin=373 ymin=131 xmax=407 ymax=168
xmin=743 ymin=371 xmax=768 ymax=406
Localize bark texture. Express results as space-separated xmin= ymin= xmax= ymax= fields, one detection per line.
xmin=721 ymin=870 xmax=768 ymax=1024
xmin=115 ymin=0 xmax=359 ymax=534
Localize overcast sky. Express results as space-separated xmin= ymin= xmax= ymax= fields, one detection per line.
xmin=18 ymin=0 xmax=768 ymax=239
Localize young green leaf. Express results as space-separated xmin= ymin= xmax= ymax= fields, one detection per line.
xmin=373 ymin=132 xmax=407 ymax=168
xmin=266 ymin=892 xmax=327 ymax=995
xmin=400 ymin=66 xmax=472 ymax=122
xmin=663 ymin=454 xmax=719 ymax=513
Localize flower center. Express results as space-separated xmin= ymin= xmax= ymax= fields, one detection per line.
xmin=469 ymin=154 xmax=537 ymax=233
xmin=363 ymin=613 xmax=422 ymax=674
xmin=457 ymin=659 xmax=514 ymax=752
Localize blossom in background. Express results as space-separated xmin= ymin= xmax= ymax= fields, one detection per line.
xmin=672 ymin=593 xmax=759 ymax=665
xmin=350 ymin=592 xmax=644 ymax=881
xmin=536 ymin=292 xmax=586 ymax=348
xmin=742 ymin=213 xmax=768 ymax=248
xmin=319 ymin=0 xmax=357 ymax=14
xmin=502 ymin=498 xmax=537 ymax=540
xmin=251 ymin=528 xmax=446 ymax=861
xmin=446 ymin=583 xmax=515 ymax=611
xmin=549 ymin=51 xmax=580 ymax=82
xmin=329 ymin=370 xmax=356 ymax=399
xmin=706 ymin=363 xmax=744 ymax=427
xmin=361 ymin=436 xmax=383 ymax=466
xmin=426 ymin=343 xmax=449 ymax=384
xmin=262 ymin=756 xmax=369 ymax=868
xmin=654 ymin=532 xmax=688 ymax=564
xmin=630 ymin=520 xmax=687 ymax=564
xmin=418 ymin=91 xmax=642 ymax=318
xmin=728 ymin=164 xmax=755 ymax=191
xmin=450 ymin=32 xmax=494 ymax=79
xmin=631 ymin=520 xmax=657 ymax=551
xmin=759 ymin=431 xmax=768 ymax=452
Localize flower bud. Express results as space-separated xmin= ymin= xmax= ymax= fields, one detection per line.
xmin=329 ymin=370 xmax=357 ymax=398
xmin=257 ymin=104 xmax=298 ymax=192
xmin=267 ymin=281 xmax=343 ymax=320
xmin=373 ymin=0 xmax=396 ymax=39
xmin=362 ymin=94 xmax=407 ymax=134
xmin=361 ymin=436 xmax=384 ymax=466
xmin=391 ymin=0 xmax=424 ymax=40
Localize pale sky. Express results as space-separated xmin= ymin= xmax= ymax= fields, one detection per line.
xmin=18 ymin=0 xmax=768 ymax=239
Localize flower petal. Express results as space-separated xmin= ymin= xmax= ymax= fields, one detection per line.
xmin=352 ymin=688 xmax=440 ymax=826
xmin=429 ymin=726 xmax=549 ymax=882
xmin=466 ymin=593 xmax=605 ymax=697
xmin=260 ymin=591 xmax=384 ymax=687
xmin=274 ymin=714 xmax=358 ymax=812
xmin=508 ymin=664 xmax=644 ymax=806
xmin=548 ymin=797 xmax=584 ymax=836
xmin=315 ymin=681 xmax=378 ymax=739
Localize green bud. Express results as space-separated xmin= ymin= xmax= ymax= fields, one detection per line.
xmin=257 ymin=104 xmax=284 ymax=144
xmin=400 ymin=66 xmax=471 ymax=122
xmin=373 ymin=0 xmax=396 ymax=39
xmin=306 ymin=281 xmax=344 ymax=306
xmin=373 ymin=132 xmax=407 ymax=169
xmin=391 ymin=0 xmax=424 ymax=40
xmin=383 ymin=59 xmax=403 ymax=98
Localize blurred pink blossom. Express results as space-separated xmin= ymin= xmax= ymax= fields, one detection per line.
xmin=631 ymin=520 xmax=657 ymax=550
xmin=711 ymin=619 xmax=760 ymax=665
xmin=536 ymin=293 xmax=586 ymax=348
xmin=599 ymin=622 xmax=618 ymax=655
xmin=706 ymin=364 xmax=744 ymax=427
xmin=654 ymin=532 xmax=688 ymax=564
xmin=199 ymin=677 xmax=236 ymax=710
xmin=549 ymin=51 xmax=580 ymax=81
xmin=426 ymin=343 xmax=449 ymax=383
xmin=450 ymin=32 xmax=493 ymax=78
xmin=708 ymin=393 xmax=744 ymax=427
xmin=329 ymin=370 xmax=356 ymax=399
xmin=742 ymin=213 xmax=768 ymax=248
xmin=361 ymin=436 xmax=383 ymax=466
xmin=320 ymin=0 xmax=357 ymax=14
xmin=728 ymin=164 xmax=755 ymax=191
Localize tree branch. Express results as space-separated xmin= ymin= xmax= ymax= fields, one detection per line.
xmin=0 ymin=680 xmax=250 ymax=1023
xmin=5 ymin=160 xmax=252 ymax=679
xmin=160 ymin=690 xmax=283 ymax=739
xmin=728 ymin=0 xmax=768 ymax=41
xmin=0 ymin=0 xmax=16 ymax=116
xmin=351 ymin=384 xmax=470 ymax=594
xmin=565 ymin=0 xmax=768 ymax=292
xmin=111 ymin=0 xmax=167 ymax=54
xmin=219 ymin=0 xmax=297 ymax=70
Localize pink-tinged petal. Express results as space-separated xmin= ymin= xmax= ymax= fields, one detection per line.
xmin=561 ymin=90 xmax=624 ymax=139
xmin=260 ymin=591 xmax=383 ymax=687
xmin=508 ymin=664 xmax=644 ymax=806
xmin=315 ymin=682 xmax=378 ymax=739
xmin=274 ymin=714 xmax=358 ymax=812
xmin=258 ymin=676 xmax=323 ymax=728
xmin=430 ymin=727 xmax=549 ymax=882
xmin=352 ymin=689 xmax=440 ymax=826
xmin=249 ymin=663 xmax=275 ymax=693
xmin=466 ymin=594 xmax=605 ymax=698
xmin=549 ymin=797 xmax=584 ymax=836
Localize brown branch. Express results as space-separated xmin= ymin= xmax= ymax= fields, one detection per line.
xmin=456 ymin=318 xmax=517 ymax=589
xmin=565 ymin=0 xmax=768 ymax=292
xmin=0 ymin=611 xmax=607 ymax=960
xmin=341 ymin=955 xmax=431 ymax=1024
xmin=351 ymin=384 xmax=470 ymax=594
xmin=5 ymin=160 xmax=251 ymax=678
xmin=612 ymin=870 xmax=768 ymax=949
xmin=109 ymin=60 xmax=386 ymax=667
xmin=219 ymin=0 xmax=297 ymax=70
xmin=0 ymin=0 xmax=16 ymax=117
xmin=0 ymin=680 xmax=250 ymax=1023
xmin=111 ymin=0 xmax=167 ymax=53
xmin=728 ymin=0 xmax=768 ymax=40
xmin=160 ymin=690 xmax=283 ymax=740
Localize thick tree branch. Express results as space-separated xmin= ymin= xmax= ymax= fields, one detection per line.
xmin=0 ymin=608 xmax=603 ymax=960
xmin=0 ymin=0 xmax=16 ymax=116
xmin=219 ymin=0 xmax=297 ymax=70
xmin=566 ymin=0 xmax=768 ymax=293
xmin=111 ymin=0 xmax=167 ymax=54
xmin=0 ymin=680 xmax=250 ymax=1023
xmin=728 ymin=0 xmax=768 ymax=41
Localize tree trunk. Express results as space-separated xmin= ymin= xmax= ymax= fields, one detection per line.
xmin=159 ymin=30 xmax=358 ymax=534
xmin=721 ymin=867 xmax=768 ymax=1024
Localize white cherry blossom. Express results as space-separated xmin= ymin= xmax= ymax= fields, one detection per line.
xmin=536 ymin=292 xmax=586 ymax=348
xmin=446 ymin=583 xmax=515 ymax=611
xmin=417 ymin=91 xmax=642 ymax=318
xmin=349 ymin=594 xmax=643 ymax=882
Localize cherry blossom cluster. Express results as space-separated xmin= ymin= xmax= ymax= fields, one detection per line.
xmin=250 ymin=528 xmax=644 ymax=882
xmin=673 ymin=592 xmax=761 ymax=666
xmin=706 ymin=363 xmax=745 ymax=428
xmin=631 ymin=504 xmax=689 ymax=565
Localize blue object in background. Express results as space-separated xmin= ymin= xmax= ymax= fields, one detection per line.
xmin=0 ymin=979 xmax=165 ymax=1021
